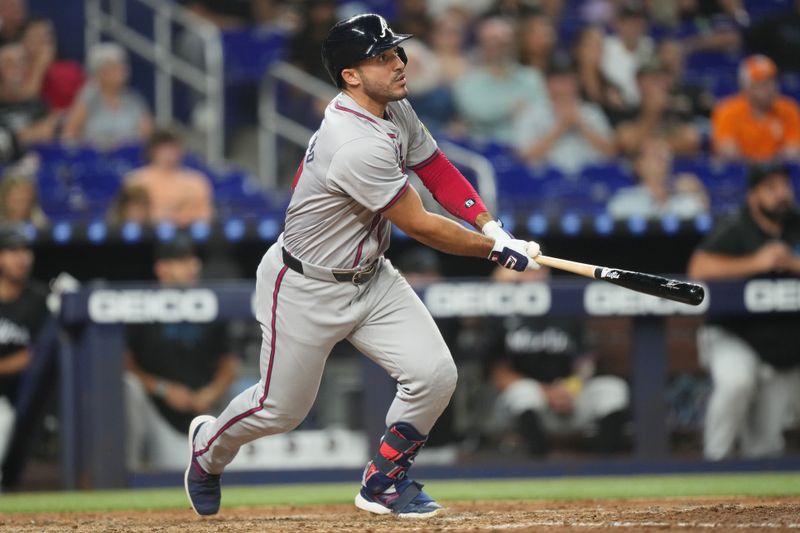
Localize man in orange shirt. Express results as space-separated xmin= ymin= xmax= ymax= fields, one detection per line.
xmin=711 ymin=55 xmax=800 ymax=161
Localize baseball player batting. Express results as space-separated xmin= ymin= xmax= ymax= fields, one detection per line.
xmin=184 ymin=13 xmax=541 ymax=519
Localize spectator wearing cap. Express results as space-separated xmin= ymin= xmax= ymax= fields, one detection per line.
xmin=0 ymin=173 xmax=47 ymax=228
xmin=62 ymin=42 xmax=153 ymax=149
xmin=453 ymin=17 xmax=546 ymax=145
xmin=124 ymin=235 xmax=238 ymax=470
xmin=607 ymin=137 xmax=708 ymax=220
xmin=615 ymin=58 xmax=702 ymax=157
xmin=0 ymin=223 xmax=48 ymax=482
xmin=711 ymin=55 xmax=800 ymax=162
xmin=688 ymin=162 xmax=800 ymax=460
xmin=600 ymin=0 xmax=655 ymax=107
xmin=124 ymin=129 xmax=214 ymax=227
xmin=513 ymin=55 xmax=615 ymax=175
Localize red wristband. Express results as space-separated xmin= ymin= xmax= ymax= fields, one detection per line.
xmin=409 ymin=149 xmax=487 ymax=226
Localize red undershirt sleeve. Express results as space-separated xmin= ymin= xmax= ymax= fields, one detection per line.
xmin=409 ymin=149 xmax=488 ymax=226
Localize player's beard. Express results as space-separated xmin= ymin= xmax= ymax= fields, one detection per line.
xmin=361 ymin=73 xmax=408 ymax=103
xmin=758 ymin=200 xmax=795 ymax=224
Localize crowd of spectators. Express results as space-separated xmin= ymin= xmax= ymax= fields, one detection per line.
xmin=0 ymin=0 xmax=795 ymax=230
xmin=0 ymin=0 xmax=219 ymax=232
xmin=292 ymin=0 xmax=800 ymax=221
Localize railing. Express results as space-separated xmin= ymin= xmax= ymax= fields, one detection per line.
xmin=85 ymin=0 xmax=225 ymax=163
xmin=258 ymin=62 xmax=498 ymax=212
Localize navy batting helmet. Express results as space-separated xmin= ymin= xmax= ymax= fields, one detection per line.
xmin=321 ymin=14 xmax=411 ymax=88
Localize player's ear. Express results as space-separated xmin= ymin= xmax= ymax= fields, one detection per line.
xmin=340 ymin=67 xmax=361 ymax=89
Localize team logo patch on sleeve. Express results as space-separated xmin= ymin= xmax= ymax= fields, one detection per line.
xmin=465 ymin=199 xmax=475 ymax=208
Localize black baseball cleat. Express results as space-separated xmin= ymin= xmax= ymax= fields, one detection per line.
xmin=184 ymin=415 xmax=221 ymax=516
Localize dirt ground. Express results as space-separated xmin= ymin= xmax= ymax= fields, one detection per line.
xmin=2 ymin=497 xmax=799 ymax=533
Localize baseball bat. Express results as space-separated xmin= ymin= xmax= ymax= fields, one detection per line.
xmin=533 ymin=254 xmax=705 ymax=306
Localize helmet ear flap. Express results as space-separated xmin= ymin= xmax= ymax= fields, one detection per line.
xmin=397 ymin=46 xmax=408 ymax=65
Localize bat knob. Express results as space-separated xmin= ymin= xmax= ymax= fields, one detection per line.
xmin=687 ymin=284 xmax=705 ymax=306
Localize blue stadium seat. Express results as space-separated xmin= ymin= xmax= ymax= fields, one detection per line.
xmin=744 ymin=0 xmax=792 ymax=21
xmin=222 ymin=29 xmax=289 ymax=83
xmin=673 ymin=158 xmax=746 ymax=211
xmin=580 ymin=161 xmax=635 ymax=204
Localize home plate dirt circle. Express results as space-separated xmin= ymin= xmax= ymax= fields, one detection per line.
xmin=3 ymin=497 xmax=800 ymax=532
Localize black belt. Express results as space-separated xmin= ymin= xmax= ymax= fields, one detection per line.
xmin=282 ymin=247 xmax=378 ymax=285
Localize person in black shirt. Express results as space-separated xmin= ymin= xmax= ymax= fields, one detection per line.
xmin=485 ymin=266 xmax=629 ymax=456
xmin=688 ymin=162 xmax=800 ymax=460
xmin=124 ymin=235 xmax=239 ymax=471
xmin=0 ymin=223 xmax=48 ymax=480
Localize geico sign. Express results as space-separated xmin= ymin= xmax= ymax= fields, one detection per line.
xmin=584 ymin=282 xmax=708 ymax=316
xmin=744 ymin=279 xmax=800 ymax=312
xmin=88 ymin=289 xmax=219 ymax=323
xmin=424 ymin=282 xmax=551 ymax=317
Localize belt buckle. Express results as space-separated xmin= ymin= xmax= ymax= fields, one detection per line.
xmin=352 ymin=263 xmax=375 ymax=285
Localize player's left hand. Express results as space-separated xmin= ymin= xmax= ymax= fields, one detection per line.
xmin=481 ymin=219 xmax=513 ymax=241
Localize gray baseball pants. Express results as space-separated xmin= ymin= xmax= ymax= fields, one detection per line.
xmin=192 ymin=243 xmax=457 ymax=474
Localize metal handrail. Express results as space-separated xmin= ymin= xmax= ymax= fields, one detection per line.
xmin=258 ymin=61 xmax=498 ymax=212
xmin=85 ymin=0 xmax=224 ymax=163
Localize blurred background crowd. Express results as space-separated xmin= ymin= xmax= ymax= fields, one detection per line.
xmin=0 ymin=0 xmax=795 ymax=228
xmin=0 ymin=0 xmax=798 ymax=491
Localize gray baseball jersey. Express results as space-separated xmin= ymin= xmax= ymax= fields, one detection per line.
xmin=282 ymin=93 xmax=437 ymax=269
xmin=191 ymin=93 xmax=456 ymax=476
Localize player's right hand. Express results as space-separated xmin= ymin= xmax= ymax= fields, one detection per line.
xmin=489 ymin=238 xmax=541 ymax=272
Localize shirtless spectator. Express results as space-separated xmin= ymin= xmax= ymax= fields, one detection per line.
xmin=125 ymin=129 xmax=214 ymax=226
